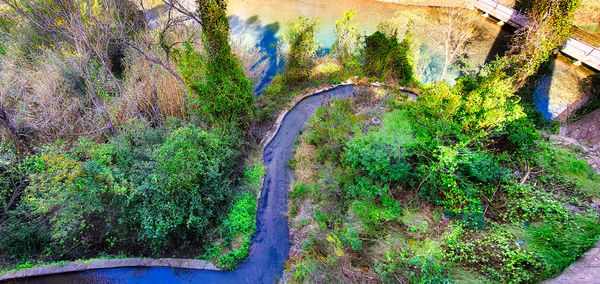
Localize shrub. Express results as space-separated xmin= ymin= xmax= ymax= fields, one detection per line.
xmin=140 ymin=126 xmax=239 ymax=251
xmin=375 ymin=250 xmax=450 ymax=283
xmin=284 ymin=16 xmax=320 ymax=83
xmin=406 ymin=75 xmax=524 ymax=147
xmin=504 ymin=117 xmax=539 ymax=160
xmin=344 ymin=110 xmax=414 ymax=183
xmin=497 ymin=183 xmax=569 ymax=223
xmin=216 ymin=192 xmax=258 ymax=269
xmin=443 ymin=224 xmax=542 ymax=283
xmin=363 ymin=30 xmax=415 ymax=85
xmin=306 ymin=98 xmax=362 ymax=164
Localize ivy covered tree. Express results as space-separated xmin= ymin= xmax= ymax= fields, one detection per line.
xmin=177 ymin=0 xmax=254 ymax=126
xmin=506 ymin=0 xmax=580 ymax=88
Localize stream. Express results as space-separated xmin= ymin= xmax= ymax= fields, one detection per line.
xmin=12 ymin=86 xmax=357 ymax=284
xmin=6 ymin=1 xmax=596 ymax=282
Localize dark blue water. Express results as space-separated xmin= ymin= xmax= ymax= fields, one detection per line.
xmin=11 ymin=86 xmax=357 ymax=284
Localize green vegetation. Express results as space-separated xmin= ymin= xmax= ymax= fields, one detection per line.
xmin=203 ymin=163 xmax=265 ymax=270
xmin=0 ymin=0 xmax=262 ymax=271
xmin=283 ymin=2 xmax=600 ymax=283
xmin=364 ymin=30 xmax=416 ymax=85
xmin=286 ymin=90 xmax=600 ymax=282
xmin=0 ymin=0 xmax=598 ymax=281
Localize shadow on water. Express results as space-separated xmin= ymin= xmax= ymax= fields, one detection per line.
xmin=534 ymin=58 xmax=557 ymax=119
xmin=483 ymin=24 xmax=515 ymax=64
xmin=229 ymin=15 xmax=283 ymax=95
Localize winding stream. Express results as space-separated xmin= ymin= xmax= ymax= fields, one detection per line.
xmin=5 ymin=1 xmax=597 ymax=282
xmin=13 ymin=86 xmax=357 ymax=284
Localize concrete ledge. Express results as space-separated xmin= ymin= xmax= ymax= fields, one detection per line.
xmin=0 ymin=258 xmax=219 ymax=281
xmin=259 ymin=79 xmax=418 ymax=151
xmin=260 ymin=81 xmax=354 ymax=151
xmin=1 ymin=81 xmax=416 ymax=282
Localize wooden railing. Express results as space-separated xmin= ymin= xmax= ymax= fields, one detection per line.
xmin=473 ymin=0 xmax=600 ymax=71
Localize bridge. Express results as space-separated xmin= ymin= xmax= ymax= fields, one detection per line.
xmin=473 ymin=0 xmax=600 ymax=72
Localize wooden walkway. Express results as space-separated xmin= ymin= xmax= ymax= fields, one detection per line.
xmin=473 ymin=0 xmax=600 ymax=72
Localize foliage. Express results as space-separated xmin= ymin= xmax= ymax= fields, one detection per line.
xmin=375 ymin=251 xmax=451 ymax=283
xmin=496 ymin=183 xmax=569 ymax=223
xmin=505 ymin=0 xmax=581 ymax=88
xmin=175 ymin=0 xmax=254 ymax=126
xmin=176 ymin=41 xmax=254 ymax=126
xmin=0 ymin=123 xmax=245 ymax=266
xmin=203 ymin=163 xmax=265 ymax=270
xmin=284 ymin=16 xmax=320 ymax=83
xmin=306 ymin=98 xmax=362 ymax=164
xmin=344 ymin=110 xmax=414 ymax=184
xmin=363 ymin=30 xmax=415 ymax=85
xmin=332 ymin=9 xmax=361 ymax=69
xmin=406 ymin=74 xmax=524 ymax=147
xmin=139 ymin=125 xmax=239 ymax=251
xmin=443 ymin=224 xmax=542 ymax=283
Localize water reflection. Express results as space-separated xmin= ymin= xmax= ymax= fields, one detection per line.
xmin=230 ymin=15 xmax=283 ymax=93
xmin=535 ymin=59 xmax=557 ymax=119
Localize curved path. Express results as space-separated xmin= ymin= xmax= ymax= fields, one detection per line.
xmin=4 ymin=85 xmax=358 ymax=284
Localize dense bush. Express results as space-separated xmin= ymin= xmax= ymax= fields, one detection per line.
xmin=306 ymin=98 xmax=362 ymax=164
xmin=139 ymin=126 xmax=239 ymax=251
xmin=284 ymin=16 xmax=320 ymax=83
xmin=0 ymin=123 xmax=245 ymax=265
xmin=363 ymin=30 xmax=415 ymax=85
xmin=443 ymin=224 xmax=542 ymax=283
xmin=344 ymin=110 xmax=414 ymax=183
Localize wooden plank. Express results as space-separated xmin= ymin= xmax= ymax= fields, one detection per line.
xmin=474 ymin=0 xmax=600 ymax=71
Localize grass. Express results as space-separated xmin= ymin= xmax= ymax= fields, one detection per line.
xmin=524 ymin=215 xmax=600 ymax=278
xmin=0 ymin=256 xmax=125 ymax=275
xmin=537 ymin=145 xmax=600 ymax=198
xmin=201 ymin=162 xmax=265 ymax=270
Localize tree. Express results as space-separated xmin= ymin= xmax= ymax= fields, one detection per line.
xmin=506 ymin=0 xmax=580 ymax=88
xmin=332 ymin=9 xmax=360 ymax=67
xmin=284 ymin=16 xmax=320 ymax=82
xmin=431 ymin=4 xmax=478 ymax=81
xmin=363 ymin=30 xmax=415 ymax=85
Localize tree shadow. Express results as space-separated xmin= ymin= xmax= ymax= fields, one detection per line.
xmin=533 ymin=57 xmax=557 ymax=120
xmin=484 ymin=23 xmax=515 ymax=64
xmin=229 ymin=15 xmax=283 ymax=95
